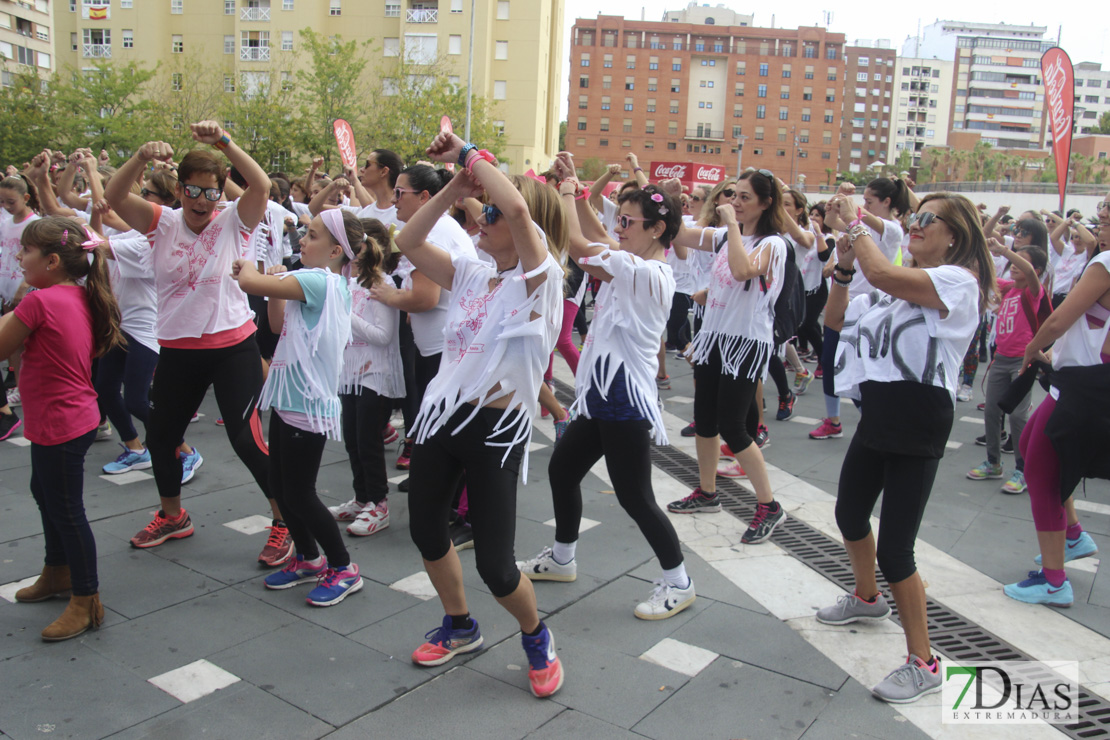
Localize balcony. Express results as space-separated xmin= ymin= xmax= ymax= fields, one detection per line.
xmin=83 ymin=43 xmax=112 ymax=58
xmin=685 ymin=128 xmax=725 ymax=140
xmin=240 ymin=46 xmax=270 ymax=61
xmin=407 ymin=8 xmax=437 ymax=22
xmin=241 ymin=6 xmax=270 ymax=21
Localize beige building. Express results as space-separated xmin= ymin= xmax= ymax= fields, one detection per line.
xmin=0 ymin=0 xmax=55 ymax=82
xmin=51 ymin=0 xmax=563 ymax=173
xmin=889 ymin=57 xmax=954 ymax=169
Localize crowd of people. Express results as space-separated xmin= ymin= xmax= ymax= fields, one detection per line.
xmin=1 ymin=120 xmax=1108 ymax=704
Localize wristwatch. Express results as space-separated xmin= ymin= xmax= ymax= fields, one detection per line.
xmin=458 ymin=143 xmax=477 ymax=167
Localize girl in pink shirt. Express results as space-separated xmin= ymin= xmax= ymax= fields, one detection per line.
xmin=0 ymin=216 xmax=124 ymax=641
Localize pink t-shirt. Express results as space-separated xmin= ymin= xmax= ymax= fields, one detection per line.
xmin=144 ymin=203 xmax=256 ymax=346
xmin=995 ymin=277 xmax=1044 ymax=358
xmin=13 ymin=285 xmax=100 ymax=445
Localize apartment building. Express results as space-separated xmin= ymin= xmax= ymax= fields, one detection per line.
xmin=889 ymin=57 xmax=954 ymax=169
xmin=1074 ymin=62 xmax=1110 ymax=135
xmin=838 ymin=43 xmax=896 ymax=174
xmin=569 ymin=14 xmax=845 ymax=186
xmin=51 ymin=0 xmax=563 ymax=172
xmin=0 ymin=0 xmax=54 ymax=82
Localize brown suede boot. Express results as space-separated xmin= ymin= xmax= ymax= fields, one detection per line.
xmin=15 ymin=565 xmax=72 ymax=603
xmin=41 ymin=593 xmax=104 ymax=642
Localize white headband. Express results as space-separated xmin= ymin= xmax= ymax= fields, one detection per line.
xmin=321 ymin=209 xmax=357 ymax=276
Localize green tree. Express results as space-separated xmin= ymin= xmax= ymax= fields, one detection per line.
xmin=0 ymin=65 xmax=60 ymax=166
xmin=558 ymin=120 xmax=567 ymax=153
xmin=577 ymin=157 xmax=607 ymax=181
xmin=1094 ymin=111 xmax=1110 ymax=135
xmin=149 ymin=54 xmax=227 ymax=154
xmin=292 ymin=30 xmax=373 ymax=172
xmin=221 ymin=65 xmax=299 ymax=172
xmin=53 ymin=60 xmax=158 ymax=160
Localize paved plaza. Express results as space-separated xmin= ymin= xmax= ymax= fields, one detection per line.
xmin=0 ymin=353 xmax=1107 ymax=739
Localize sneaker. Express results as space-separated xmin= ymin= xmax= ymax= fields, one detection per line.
xmin=0 ymin=411 xmax=21 ymax=441
xmin=1003 ymin=570 xmax=1073 ymax=607
xmin=328 ymin=497 xmax=368 ymax=522
xmin=263 ymin=554 xmax=328 ymax=590
xmin=517 ymin=547 xmax=577 ymax=582
xmin=6 ymin=387 xmax=20 ymax=407
xmin=382 ymin=422 xmax=399 ymax=445
xmin=742 ymin=502 xmax=785 ymax=544
xmin=130 ymin=509 xmax=194 ymax=548
xmin=397 ymin=477 xmax=410 ymax=493
xmin=1035 ymin=532 xmax=1099 ymax=565
xmin=396 ymin=440 xmax=413 ymax=470
xmin=180 ymin=447 xmax=203 ymax=484
xmin=95 ymin=421 xmax=112 ymax=441
xmin=794 ymin=371 xmax=813 ymax=396
xmin=347 ymin=501 xmax=389 ymax=536
xmin=655 ymin=375 xmax=671 ymax=391
xmin=553 ymin=413 xmax=570 ymax=443
xmin=306 ymin=563 xmax=363 ymax=606
xmin=667 ymin=488 xmax=722 ymax=514
xmin=816 ymin=591 xmax=892 ymax=625
xmin=412 ymin=614 xmax=484 ymax=667
xmin=755 ymin=424 xmax=770 ymax=449
xmin=977 ymin=402 xmax=985 ymax=411
xmin=871 ymin=655 xmax=943 ymax=704
xmin=719 ymin=441 xmax=735 ymax=458
xmin=957 ymin=384 xmax=973 ymax=402
xmin=680 ymin=421 xmax=697 ymax=437
xmin=521 ymin=624 xmax=564 ymax=698
xmin=776 ymin=392 xmax=796 ymax=421
xmin=717 ymin=459 xmax=747 ymax=478
xmin=1001 ymin=435 xmax=1014 ymax=454
xmin=450 ymin=514 xmax=474 ymax=551
xmin=102 ymin=444 xmax=152 ymax=475
xmin=190 ymin=412 xmax=200 ymax=423
xmin=809 ymin=418 xmax=843 ymax=440
xmin=215 ymin=417 xmax=225 ymax=426
xmin=814 ymin=365 xmax=823 ymax=379
xmin=966 ymin=460 xmax=1003 ymax=480
xmin=1001 ymin=470 xmax=1027 ymax=494
xmin=258 ymin=523 xmax=293 ymax=567
xmin=975 ymin=430 xmax=1010 ymax=447
xmin=634 ymin=579 xmax=696 ymax=620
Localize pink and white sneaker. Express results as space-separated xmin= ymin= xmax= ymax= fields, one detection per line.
xmin=347 ymin=501 xmax=389 ymax=537
xmin=328 ymin=498 xmax=367 ymax=522
xmin=717 ymin=460 xmax=748 ymax=479
xmin=809 ymin=418 xmax=843 ymax=440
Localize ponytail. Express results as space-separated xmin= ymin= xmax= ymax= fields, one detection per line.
xmin=84 ymin=248 xmax=126 ymax=357
xmin=866 ymin=177 xmax=910 ymax=218
xmin=358 ymin=217 xmax=391 ymax=287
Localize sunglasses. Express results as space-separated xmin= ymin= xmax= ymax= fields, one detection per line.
xmin=140 ymin=187 xmax=169 ymax=200
xmin=720 ymin=189 xmax=736 ymax=199
xmin=746 ymin=168 xmax=775 ymax=179
xmin=691 ymin=195 xmax=704 ymax=203
xmin=393 ymin=186 xmax=419 ymax=201
xmin=182 ymin=184 xmax=222 ymax=202
xmin=618 ymin=214 xmax=651 ymax=230
xmin=909 ymin=211 xmax=946 ymax=229
xmin=482 ymin=204 xmax=503 ymax=225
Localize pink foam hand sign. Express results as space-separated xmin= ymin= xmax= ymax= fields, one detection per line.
xmin=1040 ymin=48 xmax=1075 ymax=213
xmin=440 ymin=116 xmax=455 ymax=172
xmin=333 ymin=119 xmax=357 ymax=170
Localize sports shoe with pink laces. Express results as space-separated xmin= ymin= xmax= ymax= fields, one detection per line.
xmin=258 ymin=523 xmax=293 ymax=567
xmin=809 ymin=418 xmax=843 ymax=440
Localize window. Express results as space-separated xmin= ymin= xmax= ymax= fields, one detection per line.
xmin=754 ymin=127 xmax=764 ymax=140
xmin=803 ymin=87 xmax=812 ymax=101
xmin=281 ymin=71 xmax=293 ymax=91
xmin=122 ymin=29 xmax=133 ymax=49
xmin=1086 ymin=95 xmax=1099 ymax=104
xmin=759 ymin=63 xmax=768 ymax=76
xmin=669 ymin=101 xmax=679 ymax=114
xmin=224 ymin=0 xmax=234 ymax=13
xmin=284 ymin=0 xmax=294 ymax=8
xmin=626 ymin=55 xmax=635 ymax=69
xmin=581 ymin=53 xmax=590 ymax=67
xmin=646 ymin=99 xmax=656 ymax=112
xmin=799 ymin=130 xmax=809 ymax=143
xmin=384 ymin=2 xmax=400 ymax=15
xmin=649 ymin=56 xmax=658 ymax=70
xmin=668 ymin=121 xmax=678 ymax=134
xmin=382 ymin=79 xmax=399 ymax=96
xmin=602 ymin=75 xmax=612 ymax=89
xmin=733 ymin=104 xmax=743 ymax=118
xmin=625 ymin=77 xmax=634 ymax=90
xmin=600 ymin=118 xmax=609 ymax=132
xmin=171 ymin=0 xmax=182 ymax=13
xmin=384 ymin=38 xmax=400 ymax=56
xmin=856 ymin=72 xmax=868 ymax=82
xmin=805 ymin=66 xmax=814 ymax=79
xmin=825 ymin=90 xmax=835 ymax=102
xmin=779 ymin=108 xmax=788 ymax=120
xmin=599 ymin=139 xmax=609 ymax=147
xmin=579 ymin=75 xmax=588 ymax=88
xmin=780 ymin=85 xmax=790 ymax=99
xmin=1090 ymin=79 xmax=1103 ymax=88
xmin=826 ymin=47 xmax=837 ymax=60
xmin=667 ymin=142 xmax=676 ymax=150
xmin=782 ymin=65 xmax=791 ymax=78
xmin=801 ymin=109 xmax=811 ymax=122
xmin=804 ymin=45 xmax=817 ymax=59
xmin=857 ymin=56 xmax=869 ymax=67
xmin=172 ymin=34 xmax=183 ymax=53
xmin=623 ymin=119 xmax=632 ymax=133
xmin=670 ymin=80 xmax=680 ymax=93
xmin=451 ymin=0 xmax=463 ymax=11
xmin=824 ymin=112 xmax=834 ymax=123
xmin=281 ymin=31 xmax=293 ymax=51
xmin=648 ymin=77 xmax=657 ymax=91
xmin=827 ymin=70 xmax=837 ymax=81
xmin=624 ymin=99 xmax=633 ymax=111
xmin=823 ymin=131 xmax=832 ymax=144
xmin=329 ymin=0 xmax=341 ymax=15
xmin=757 ymin=84 xmax=767 ymax=97
xmin=171 ymin=73 xmax=182 ymax=91
xmin=756 ymin=105 xmax=765 ymax=119
xmin=577 ymin=95 xmax=587 ymax=109
xmin=672 ymin=59 xmax=681 ymax=71
xmin=577 ymin=117 xmax=586 ymax=130
xmin=493 ymin=80 xmax=506 ymax=100
xmin=224 ymin=74 xmax=235 ymax=92
xmin=224 ymin=35 xmax=234 ymax=54
xmin=403 ymin=33 xmax=437 ymax=64
xmin=603 ymin=54 xmax=612 ymax=68
xmin=495 ymin=41 xmax=508 ymax=60
xmin=736 ymin=61 xmax=746 ymax=75
xmin=496 ymin=0 xmax=509 ymax=20
xmin=121 ymin=0 xmax=133 ymax=6
xmin=646 ymin=120 xmax=655 ymax=134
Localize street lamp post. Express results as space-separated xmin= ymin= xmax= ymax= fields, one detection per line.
xmin=464 ymin=0 xmax=476 ymax=141
xmin=735 ymin=134 xmax=749 ymax=178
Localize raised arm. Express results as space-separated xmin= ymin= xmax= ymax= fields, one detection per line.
xmin=558 ymin=177 xmax=616 ymax=283
xmin=191 ymin=121 xmax=270 ymax=231
xmin=105 ymin=142 xmax=165 ymax=233
xmin=983 ymin=205 xmax=1009 ymax=242
xmin=343 ymin=163 xmax=372 ymax=208
xmin=589 ymin=163 xmax=621 ymax=214
xmin=1045 ymin=211 xmax=1069 ymax=256
xmin=780 ymin=206 xmax=815 ymax=250
xmin=390 ymin=175 xmax=468 ymax=292
xmin=58 ymin=153 xmax=89 ymax=210
xmin=26 ymin=152 xmax=78 ymax=218
xmin=626 ymin=153 xmax=648 ymax=188
xmin=989 ymin=238 xmax=1039 ymax=290
xmin=1024 ymin=259 xmax=1110 ymax=368
xmin=308 ymin=177 xmax=345 ymax=217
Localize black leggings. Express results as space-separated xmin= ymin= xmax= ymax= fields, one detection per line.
xmin=549 ymin=416 xmax=682 ymax=569
xmin=341 ymin=388 xmax=393 ymax=505
xmin=768 ymin=354 xmax=791 ymax=399
xmin=268 ymin=413 xmax=349 ymax=567
xmin=834 ymin=433 xmax=940 ymax=584
xmin=248 ymin=294 xmax=278 ymax=361
xmin=693 ymin=347 xmax=761 ymax=452
xmin=799 ymin=284 xmax=827 ymax=359
xmin=408 ymin=404 xmax=525 ymax=598
xmin=397 ymin=313 xmax=418 ymax=432
xmin=821 ymin=325 xmax=840 ymax=399
xmin=147 ymin=336 xmax=270 ymax=501
xmin=665 ymin=292 xmax=692 ymax=349
xmin=94 ymin=331 xmax=158 ymax=443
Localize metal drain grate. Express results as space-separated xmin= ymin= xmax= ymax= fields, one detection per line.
xmin=549 ymin=378 xmax=1110 ymax=738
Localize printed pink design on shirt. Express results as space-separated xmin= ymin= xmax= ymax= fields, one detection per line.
xmin=448 ymin=285 xmax=500 ymax=360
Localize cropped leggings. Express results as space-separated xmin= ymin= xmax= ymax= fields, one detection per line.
xmin=147 ymin=336 xmax=270 ymax=501
xmin=548 ymin=415 xmax=682 ymax=569
xmin=408 ymin=405 xmax=526 ymax=598
xmin=693 ymin=346 xmax=761 ymax=452
xmin=1020 ymin=396 xmax=1067 ymax=532
xmin=834 ymin=433 xmax=940 ymax=584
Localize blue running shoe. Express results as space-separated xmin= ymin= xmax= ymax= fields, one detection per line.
xmin=522 ymin=623 xmax=564 ymax=698
xmin=102 ymin=444 xmax=152 ymax=474
xmin=1003 ymin=570 xmax=1073 ymax=607
xmin=180 ymin=447 xmax=203 ymax=484
xmin=264 ymin=555 xmax=328 ymax=590
xmin=1035 ymin=532 xmax=1099 ymax=565
xmin=305 ymin=563 xmax=363 ymax=606
xmin=412 ymin=615 xmax=484 ymax=666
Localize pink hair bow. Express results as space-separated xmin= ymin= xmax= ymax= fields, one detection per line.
xmin=524 ymin=168 xmax=547 ymax=184
xmin=80 ymin=225 xmax=104 ymax=251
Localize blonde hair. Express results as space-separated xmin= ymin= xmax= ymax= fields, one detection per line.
xmin=916 ymin=193 xmax=999 ymax=314
xmin=698 ymin=179 xmax=736 ymax=227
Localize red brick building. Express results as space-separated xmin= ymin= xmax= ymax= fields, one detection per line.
xmin=568 ymin=16 xmax=846 ymax=187
xmin=838 ymin=45 xmax=898 ymax=177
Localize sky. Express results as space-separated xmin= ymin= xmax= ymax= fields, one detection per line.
xmin=559 ymin=0 xmax=1110 ymax=118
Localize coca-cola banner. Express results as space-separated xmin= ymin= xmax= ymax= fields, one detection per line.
xmin=1040 ymin=48 xmax=1075 ymax=212
xmin=333 ymin=119 xmax=357 ymax=170
xmin=650 ymin=161 xmax=726 ymax=189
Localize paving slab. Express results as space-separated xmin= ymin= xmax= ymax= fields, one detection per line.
xmin=627 ymin=547 xmax=770 ymax=615
xmin=93 ymin=549 xmax=227 ymax=620
xmin=526 ymin=709 xmax=646 ymax=740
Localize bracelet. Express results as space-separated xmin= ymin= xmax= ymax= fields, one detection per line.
xmin=832 ymin=275 xmax=853 ymax=287
xmin=633 ymin=166 xmax=643 ymax=172
xmin=575 ymin=187 xmax=591 ymax=202
xmin=846 ymin=224 xmax=869 ymax=244
xmin=833 ymin=264 xmax=856 ymax=276
xmin=848 ymin=218 xmax=862 ymax=230
xmin=213 ymin=133 xmax=231 ymax=151
xmin=465 ymin=149 xmax=497 ymax=172
xmin=458 ymin=143 xmax=477 ymax=167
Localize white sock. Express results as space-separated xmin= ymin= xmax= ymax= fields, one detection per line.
xmin=662 ymin=564 xmax=690 ymax=590
xmin=551 ymin=540 xmax=576 ymax=565
xmin=303 ymin=555 xmax=325 ymax=567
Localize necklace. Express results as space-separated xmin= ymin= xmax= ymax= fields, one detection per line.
xmin=489 ymin=264 xmax=516 ymax=292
